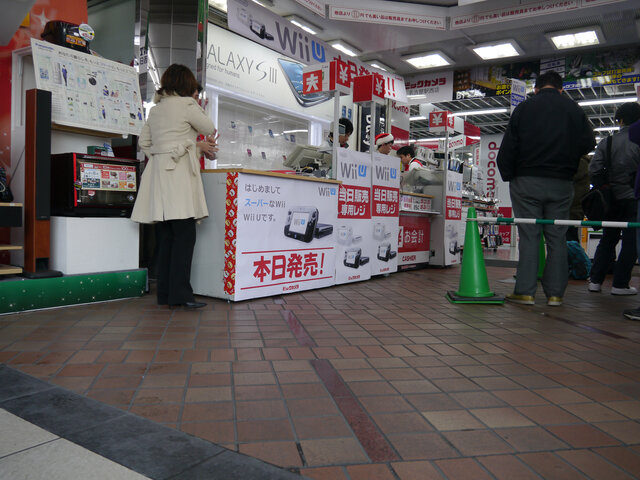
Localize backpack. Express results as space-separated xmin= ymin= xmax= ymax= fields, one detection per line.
xmin=567 ymin=240 xmax=591 ymax=280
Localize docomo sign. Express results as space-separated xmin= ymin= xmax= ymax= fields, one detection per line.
xmin=302 ymin=59 xmax=352 ymax=94
xmin=485 ymin=140 xmax=500 ymax=195
xmin=352 ymin=74 xmax=386 ymax=104
xmin=429 ymin=110 xmax=454 ymax=134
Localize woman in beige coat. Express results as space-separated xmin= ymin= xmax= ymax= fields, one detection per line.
xmin=131 ymin=64 xmax=217 ymax=308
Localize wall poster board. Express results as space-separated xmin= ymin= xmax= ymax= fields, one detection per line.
xmin=31 ymin=38 xmax=144 ymax=136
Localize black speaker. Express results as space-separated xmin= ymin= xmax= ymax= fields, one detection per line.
xmin=34 ymin=89 xmax=51 ymax=220
xmin=24 ymin=89 xmax=60 ymax=278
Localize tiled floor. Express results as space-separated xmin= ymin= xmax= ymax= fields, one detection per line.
xmin=2 ymin=265 xmax=640 ymax=479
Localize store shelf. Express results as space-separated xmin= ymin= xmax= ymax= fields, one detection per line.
xmin=0 ymin=265 xmax=22 ymax=275
xmin=400 ymin=209 xmax=440 ymax=215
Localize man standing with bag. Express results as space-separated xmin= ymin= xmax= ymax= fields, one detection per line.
xmin=589 ymin=103 xmax=640 ymax=296
xmin=497 ymin=71 xmax=595 ymax=306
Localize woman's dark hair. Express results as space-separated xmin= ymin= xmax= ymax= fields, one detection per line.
xmin=397 ymin=145 xmax=415 ymax=157
xmin=615 ymin=102 xmax=640 ymax=126
xmin=158 ymin=64 xmax=199 ymax=97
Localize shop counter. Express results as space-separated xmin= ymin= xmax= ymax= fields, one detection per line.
xmin=192 ymin=169 xmax=340 ymax=301
xmin=398 ymin=191 xmax=439 ymax=269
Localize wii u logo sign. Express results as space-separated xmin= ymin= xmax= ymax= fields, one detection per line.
xmin=375 ymin=165 xmax=397 ymax=181
xmin=318 ymin=186 xmax=337 ymax=197
xmin=340 ymin=163 xmax=368 ymax=180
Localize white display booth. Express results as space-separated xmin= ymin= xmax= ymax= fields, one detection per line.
xmin=10 ymin=44 xmax=142 ymax=276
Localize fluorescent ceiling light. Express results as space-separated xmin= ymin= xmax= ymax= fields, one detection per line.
xmin=286 ymin=15 xmax=321 ymax=35
xmin=403 ymin=51 xmax=452 ymax=69
xmin=594 ymin=126 xmax=620 ymax=132
xmin=282 ymin=129 xmax=308 ymax=134
xmin=410 ymin=116 xmax=427 ymax=121
xmin=208 ymin=0 xmax=227 ymax=12
xmin=251 ymin=0 xmax=274 ymax=7
xmin=407 ymin=94 xmax=427 ymax=100
xmin=451 ymin=108 xmax=508 ymax=116
xmin=471 ymin=40 xmax=522 ymax=60
xmin=330 ymin=40 xmax=361 ymax=57
xmin=578 ymin=97 xmax=637 ymax=107
xmin=369 ymin=62 xmax=392 ymax=72
xmin=546 ymin=26 xmax=603 ymax=50
xmin=418 ymin=137 xmax=446 ymax=141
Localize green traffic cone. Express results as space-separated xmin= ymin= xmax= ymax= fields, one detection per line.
xmin=446 ymin=208 xmax=504 ymax=304
xmin=537 ymin=233 xmax=546 ymax=280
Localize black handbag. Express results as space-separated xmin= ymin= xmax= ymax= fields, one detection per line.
xmin=0 ymin=165 xmax=13 ymax=203
xmin=582 ymin=136 xmax=612 ymax=222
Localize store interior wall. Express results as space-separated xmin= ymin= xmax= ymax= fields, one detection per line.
xmin=88 ymin=0 xmax=136 ymax=65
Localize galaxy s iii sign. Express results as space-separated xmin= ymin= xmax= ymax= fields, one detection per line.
xmin=226 ymin=0 xmax=407 ymax=103
xmin=206 ymin=24 xmax=333 ymax=114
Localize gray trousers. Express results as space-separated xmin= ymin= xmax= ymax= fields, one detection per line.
xmin=510 ymin=176 xmax=573 ymax=298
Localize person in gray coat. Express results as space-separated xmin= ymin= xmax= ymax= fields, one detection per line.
xmin=588 ymin=102 xmax=640 ymax=296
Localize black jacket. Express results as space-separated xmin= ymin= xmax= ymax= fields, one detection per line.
xmin=497 ymin=88 xmax=595 ymax=182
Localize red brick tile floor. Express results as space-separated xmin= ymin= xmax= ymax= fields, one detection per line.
xmin=2 ymin=265 xmax=640 ymax=479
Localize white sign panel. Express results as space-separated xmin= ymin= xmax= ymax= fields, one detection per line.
xmin=444 ymin=171 xmax=463 ymax=266
xmin=371 ymin=153 xmax=400 ymax=276
xmin=295 ymin=0 xmax=326 ymax=17
xmin=31 ymin=38 xmax=144 ymax=136
xmin=452 ymin=0 xmax=580 ymax=29
xmin=447 ymin=135 xmax=466 ymax=151
xmin=234 ymin=174 xmax=338 ymax=300
xmin=405 ymin=71 xmax=453 ymax=103
xmin=206 ymin=24 xmax=333 ymax=117
xmin=329 ymin=6 xmax=445 ymax=30
xmin=226 ymin=0 xmax=407 ymax=102
xmin=335 ymin=149 xmax=373 ymax=284
xmin=510 ymin=78 xmax=527 ymax=112
xmin=480 ymin=134 xmax=510 ymax=208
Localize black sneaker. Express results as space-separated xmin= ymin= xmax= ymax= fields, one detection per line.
xmin=623 ymin=308 xmax=640 ymax=321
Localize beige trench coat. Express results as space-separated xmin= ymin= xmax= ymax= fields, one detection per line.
xmin=131 ymin=93 xmax=215 ymax=223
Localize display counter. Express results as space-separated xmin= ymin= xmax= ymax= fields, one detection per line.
xmin=398 ymin=191 xmax=439 ymax=269
xmin=192 ymin=169 xmax=340 ymax=301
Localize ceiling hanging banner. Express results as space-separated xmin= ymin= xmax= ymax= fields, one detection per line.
xmin=295 ymin=0 xmax=326 ymax=18
xmin=225 ymin=0 xmax=407 ymax=102
xmin=405 ymin=71 xmax=453 ymax=102
xmin=451 ymin=0 xmax=579 ymax=30
xmin=328 ymin=6 xmax=446 ymax=30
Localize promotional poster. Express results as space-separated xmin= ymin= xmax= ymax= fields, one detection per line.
xmin=370 ymin=153 xmax=400 ymax=275
xmin=226 ymin=0 xmax=408 ymax=103
xmin=335 ymin=149 xmax=373 ymax=284
xmin=206 ymin=24 xmax=334 ymax=117
xmin=398 ymin=214 xmax=431 ymax=267
xmin=31 ymin=38 xmax=144 ymax=136
xmin=234 ymin=174 xmax=338 ymax=300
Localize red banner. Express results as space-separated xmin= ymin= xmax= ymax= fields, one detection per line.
xmin=445 ymin=196 xmax=462 ymax=220
xmin=372 ymin=186 xmax=399 ymax=217
xmin=338 ymin=184 xmax=371 ymax=219
xmin=399 ymin=216 xmax=430 ymax=252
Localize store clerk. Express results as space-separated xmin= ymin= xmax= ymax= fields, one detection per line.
xmin=320 ymin=117 xmax=353 ymax=152
xmin=397 ymin=145 xmax=424 ymax=172
xmin=375 ymin=132 xmax=394 ymax=155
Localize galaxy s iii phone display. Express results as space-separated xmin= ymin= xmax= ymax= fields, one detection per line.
xmin=278 ymin=58 xmax=331 ymax=107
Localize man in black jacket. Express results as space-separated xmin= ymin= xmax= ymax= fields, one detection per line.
xmin=497 ymin=71 xmax=595 ymax=306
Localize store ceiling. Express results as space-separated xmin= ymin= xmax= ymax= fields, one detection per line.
xmin=258 ymin=0 xmax=640 ymax=136
xmin=266 ymin=0 xmax=640 ymax=75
